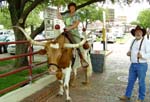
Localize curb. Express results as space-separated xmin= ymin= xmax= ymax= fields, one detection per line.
xmin=0 ymin=75 xmax=56 ymax=102
xmin=99 ymin=50 xmax=113 ymax=56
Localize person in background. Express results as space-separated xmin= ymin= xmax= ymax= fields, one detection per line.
xmin=57 ymin=2 xmax=89 ymax=68
xmin=119 ymin=25 xmax=150 ymax=102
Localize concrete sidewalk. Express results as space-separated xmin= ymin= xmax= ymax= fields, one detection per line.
xmin=47 ymin=69 xmax=150 ymax=102
xmin=46 ymin=42 xmax=150 ymax=102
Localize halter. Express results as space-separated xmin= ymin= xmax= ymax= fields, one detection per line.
xmin=48 ymin=63 xmax=60 ymax=68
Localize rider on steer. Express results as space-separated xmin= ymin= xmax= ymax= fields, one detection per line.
xmin=57 ymin=2 xmax=89 ymax=68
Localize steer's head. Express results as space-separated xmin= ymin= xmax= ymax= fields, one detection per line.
xmin=38 ymin=36 xmax=72 ymax=80
xmin=45 ymin=39 xmax=64 ymax=77
xmin=43 ymin=35 xmax=74 ymax=79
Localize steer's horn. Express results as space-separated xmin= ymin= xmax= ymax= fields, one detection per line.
xmin=13 ymin=26 xmax=46 ymax=46
xmin=64 ymin=31 xmax=92 ymax=48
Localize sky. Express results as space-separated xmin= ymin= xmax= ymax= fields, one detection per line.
xmin=114 ymin=1 xmax=150 ymax=23
xmin=101 ymin=0 xmax=150 ymax=23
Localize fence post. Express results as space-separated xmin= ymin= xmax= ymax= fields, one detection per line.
xmin=28 ymin=44 xmax=33 ymax=84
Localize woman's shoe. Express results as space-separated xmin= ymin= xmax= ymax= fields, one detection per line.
xmin=81 ymin=58 xmax=89 ymax=68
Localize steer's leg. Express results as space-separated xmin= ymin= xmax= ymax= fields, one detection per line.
xmin=56 ymin=70 xmax=64 ymax=96
xmin=57 ymin=79 xmax=64 ymax=96
xmin=70 ymin=65 xmax=77 ymax=87
xmin=70 ymin=50 xmax=80 ymax=87
xmin=63 ymin=64 xmax=72 ymax=102
xmin=82 ymin=50 xmax=92 ymax=85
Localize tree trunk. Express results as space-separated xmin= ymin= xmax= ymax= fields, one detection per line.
xmin=14 ymin=29 xmax=29 ymax=68
xmin=14 ymin=45 xmax=29 ymax=68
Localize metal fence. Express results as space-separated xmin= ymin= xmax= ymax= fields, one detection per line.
xmin=0 ymin=40 xmax=47 ymax=95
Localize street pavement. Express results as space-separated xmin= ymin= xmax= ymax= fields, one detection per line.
xmin=45 ymin=37 xmax=150 ymax=102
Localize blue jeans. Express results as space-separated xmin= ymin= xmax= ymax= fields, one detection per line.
xmin=125 ymin=63 xmax=148 ymax=100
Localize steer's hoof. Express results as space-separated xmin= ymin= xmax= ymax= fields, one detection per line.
xmin=66 ymin=99 xmax=72 ymax=102
xmin=66 ymin=97 xmax=72 ymax=102
xmin=70 ymin=83 xmax=76 ymax=88
xmin=81 ymin=81 xmax=89 ymax=85
xmin=56 ymin=93 xmax=63 ymax=97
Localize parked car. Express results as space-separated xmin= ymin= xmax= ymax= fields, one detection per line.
xmin=94 ymin=30 xmax=102 ymax=37
xmin=112 ymin=28 xmax=124 ymax=38
xmin=32 ymin=34 xmax=45 ymax=52
xmin=0 ymin=35 xmax=8 ymax=53
xmin=101 ymin=32 xmax=116 ymax=43
xmin=0 ymin=30 xmax=15 ymax=54
xmin=0 ymin=30 xmax=9 ymax=36
xmin=7 ymin=34 xmax=45 ymax=55
xmin=7 ymin=44 xmax=16 ymax=54
xmin=107 ymin=32 xmax=116 ymax=43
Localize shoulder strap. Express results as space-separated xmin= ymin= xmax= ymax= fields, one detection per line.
xmin=130 ymin=39 xmax=136 ymax=61
xmin=137 ymin=37 xmax=144 ymax=63
xmin=147 ymin=35 xmax=149 ymax=39
xmin=130 ymin=39 xmax=136 ymax=50
xmin=139 ymin=37 xmax=144 ymax=51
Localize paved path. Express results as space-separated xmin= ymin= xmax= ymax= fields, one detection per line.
xmin=46 ymin=39 xmax=150 ymax=102
xmin=22 ymin=37 xmax=150 ymax=102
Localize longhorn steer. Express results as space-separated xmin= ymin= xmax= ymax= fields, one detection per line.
xmin=16 ymin=27 xmax=92 ymax=102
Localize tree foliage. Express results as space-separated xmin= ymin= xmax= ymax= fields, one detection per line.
xmin=0 ymin=7 xmax=11 ymax=28
xmin=78 ymin=5 xmax=104 ymax=28
xmin=137 ymin=9 xmax=150 ymax=28
xmin=0 ymin=6 xmax=42 ymax=29
xmin=25 ymin=5 xmax=43 ymax=28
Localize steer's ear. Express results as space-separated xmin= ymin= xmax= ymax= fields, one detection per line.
xmin=38 ymin=49 xmax=46 ymax=55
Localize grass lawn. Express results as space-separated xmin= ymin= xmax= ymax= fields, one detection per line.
xmin=116 ymin=33 xmax=130 ymax=44
xmin=0 ymin=60 xmax=48 ymax=95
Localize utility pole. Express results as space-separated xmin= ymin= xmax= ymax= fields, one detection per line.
xmin=102 ymin=11 xmax=107 ymax=51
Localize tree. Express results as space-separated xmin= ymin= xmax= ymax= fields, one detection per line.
xmin=137 ymin=9 xmax=150 ymax=28
xmin=78 ymin=5 xmax=104 ymax=29
xmin=0 ymin=6 xmax=42 ymax=29
xmin=5 ymin=0 xmax=49 ymax=67
xmin=130 ymin=21 xmax=139 ymax=25
xmin=0 ymin=7 xmax=11 ymax=28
